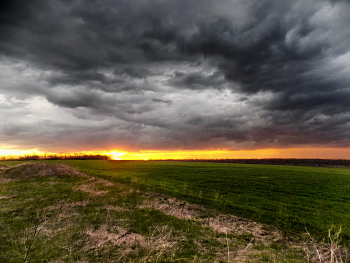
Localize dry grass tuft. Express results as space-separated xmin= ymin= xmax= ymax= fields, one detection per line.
xmin=302 ymin=226 xmax=349 ymax=263
xmin=140 ymin=225 xmax=178 ymax=262
xmin=104 ymin=205 xmax=129 ymax=212
xmin=140 ymin=197 xmax=202 ymax=220
xmin=208 ymin=214 xmax=282 ymax=244
xmin=46 ymin=201 xmax=89 ymax=211
xmin=141 ymin=194 xmax=282 ymax=245
xmin=75 ymin=177 xmax=114 ymax=196
xmin=85 ymin=225 xmax=146 ymax=252
xmin=76 ymin=184 xmax=108 ymax=196
xmin=0 ymin=163 xmax=86 ymax=179
xmin=89 ymin=177 xmax=114 ymax=187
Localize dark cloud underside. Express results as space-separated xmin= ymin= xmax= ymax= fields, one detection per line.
xmin=1 ymin=0 xmax=350 ymax=151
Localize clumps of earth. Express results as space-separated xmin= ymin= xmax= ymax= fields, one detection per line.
xmin=0 ymin=163 xmax=86 ymax=179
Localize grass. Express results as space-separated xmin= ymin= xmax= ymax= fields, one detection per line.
xmin=36 ymin=160 xmax=350 ymax=244
xmin=1 ymin=160 xmax=350 ymax=262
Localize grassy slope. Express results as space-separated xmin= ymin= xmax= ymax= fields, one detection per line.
xmin=0 ymin=161 xmax=308 ymax=262
xmin=46 ymin=160 xmax=350 ymax=244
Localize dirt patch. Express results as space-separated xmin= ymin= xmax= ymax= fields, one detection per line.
xmin=88 ymin=177 xmax=114 ymax=187
xmin=75 ymin=177 xmax=114 ymax=196
xmin=141 ymin=194 xmax=282 ymax=245
xmin=85 ymin=225 xmax=146 ymax=251
xmin=104 ymin=205 xmax=129 ymax=212
xmin=0 ymin=164 xmax=8 ymax=171
xmin=140 ymin=195 xmax=205 ymax=220
xmin=85 ymin=225 xmax=178 ymax=260
xmin=0 ymin=178 xmax=13 ymax=183
xmin=77 ymin=184 xmax=107 ymax=196
xmin=0 ymin=163 xmax=86 ymax=179
xmin=0 ymin=195 xmax=15 ymax=199
xmin=207 ymin=215 xmax=281 ymax=244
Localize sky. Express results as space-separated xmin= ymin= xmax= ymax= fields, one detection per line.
xmin=1 ymin=0 xmax=350 ymax=159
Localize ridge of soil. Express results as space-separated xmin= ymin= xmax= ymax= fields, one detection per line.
xmin=0 ymin=163 xmax=86 ymax=179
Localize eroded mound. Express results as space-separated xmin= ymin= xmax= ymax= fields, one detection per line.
xmin=0 ymin=163 xmax=86 ymax=179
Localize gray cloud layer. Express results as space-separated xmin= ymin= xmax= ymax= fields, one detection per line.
xmin=1 ymin=0 xmax=350 ymax=152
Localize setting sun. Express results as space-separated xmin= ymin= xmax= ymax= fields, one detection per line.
xmin=108 ymin=151 xmax=127 ymax=160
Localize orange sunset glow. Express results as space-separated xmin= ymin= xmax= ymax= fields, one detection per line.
xmin=2 ymin=148 xmax=349 ymax=160
xmin=106 ymin=148 xmax=350 ymax=160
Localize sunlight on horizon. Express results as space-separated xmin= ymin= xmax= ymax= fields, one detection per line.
xmin=1 ymin=148 xmax=350 ymax=160
xmin=0 ymin=148 xmax=43 ymax=156
xmin=107 ymin=148 xmax=350 ymax=160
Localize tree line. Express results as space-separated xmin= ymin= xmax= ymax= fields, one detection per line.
xmin=163 ymin=158 xmax=350 ymax=168
xmin=0 ymin=153 xmax=110 ymax=161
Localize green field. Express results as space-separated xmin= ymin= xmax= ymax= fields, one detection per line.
xmin=1 ymin=160 xmax=350 ymax=262
xmin=51 ymin=160 xmax=350 ymax=243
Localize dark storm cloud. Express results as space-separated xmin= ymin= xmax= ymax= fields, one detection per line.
xmin=152 ymin=98 xmax=172 ymax=105
xmin=1 ymin=0 xmax=350 ymax=151
xmin=113 ymin=67 xmax=152 ymax=79
xmin=168 ymin=71 xmax=226 ymax=90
